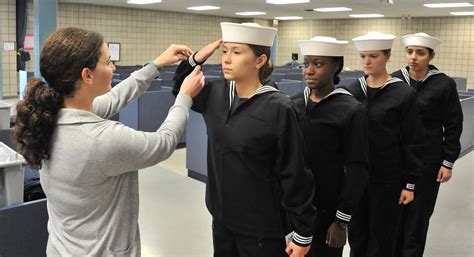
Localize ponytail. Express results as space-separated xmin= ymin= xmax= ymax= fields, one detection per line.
xmin=12 ymin=27 xmax=104 ymax=169
xmin=13 ymin=78 xmax=63 ymax=169
xmin=260 ymin=59 xmax=274 ymax=83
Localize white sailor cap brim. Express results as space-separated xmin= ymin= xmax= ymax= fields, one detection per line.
xmin=298 ymin=36 xmax=348 ymax=57
xmin=352 ymin=32 xmax=396 ymax=51
xmin=220 ymin=22 xmax=277 ymax=47
xmin=402 ymin=33 xmax=442 ymax=51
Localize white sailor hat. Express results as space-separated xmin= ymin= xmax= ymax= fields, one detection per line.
xmin=402 ymin=32 xmax=442 ymax=51
xmin=298 ymin=36 xmax=348 ymax=57
xmin=220 ymin=22 xmax=277 ymax=47
xmin=352 ymin=32 xmax=396 ymax=51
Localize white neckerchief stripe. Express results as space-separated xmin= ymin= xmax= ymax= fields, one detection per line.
xmin=402 ymin=66 xmax=442 ymax=86
xmin=303 ymin=87 xmax=352 ymax=107
xmin=359 ymin=77 xmax=367 ymax=97
xmin=327 ymin=88 xmax=353 ymax=97
xmin=229 ymin=80 xmax=236 ymax=110
xmin=401 ymin=67 xmax=411 ymax=86
xmin=382 ymin=77 xmax=403 ymax=89
xmin=228 ymin=82 xmax=278 ymax=110
xmin=303 ymin=87 xmax=311 ymax=107
xmin=254 ymin=85 xmax=279 ymax=95
xmin=423 ymin=69 xmax=441 ymax=82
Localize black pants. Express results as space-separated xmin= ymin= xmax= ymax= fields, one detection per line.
xmin=306 ymin=208 xmax=344 ymax=257
xmin=348 ymin=182 xmax=403 ymax=257
xmin=212 ymin=220 xmax=288 ymax=257
xmin=395 ymin=163 xmax=441 ymax=257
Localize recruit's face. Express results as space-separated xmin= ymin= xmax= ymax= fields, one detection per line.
xmin=91 ymin=43 xmax=116 ymax=96
xmin=406 ymin=46 xmax=434 ymax=73
xmin=359 ymin=50 xmax=388 ymax=76
xmin=221 ymin=42 xmax=261 ymax=81
xmin=303 ymin=56 xmax=337 ymax=90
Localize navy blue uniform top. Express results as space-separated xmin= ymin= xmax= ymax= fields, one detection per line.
xmin=172 ymin=54 xmax=316 ymax=246
xmin=391 ymin=65 xmax=463 ymax=169
xmin=343 ymin=76 xmax=424 ymax=191
xmin=291 ymin=87 xmax=369 ymax=224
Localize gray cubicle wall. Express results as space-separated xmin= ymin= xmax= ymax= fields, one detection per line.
xmin=119 ymin=88 xmax=186 ymax=147
xmin=0 ymin=199 xmax=48 ymax=257
xmin=453 ymin=77 xmax=467 ymax=91
xmin=277 ymin=80 xmax=304 ymax=96
xmin=459 ymin=95 xmax=474 ymax=156
xmin=186 ymin=111 xmax=208 ymax=182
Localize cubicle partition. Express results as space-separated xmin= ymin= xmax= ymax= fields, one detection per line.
xmin=0 ymin=199 xmax=48 ymax=257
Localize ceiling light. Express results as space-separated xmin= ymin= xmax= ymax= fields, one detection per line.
xmin=267 ymin=0 xmax=310 ymax=5
xmin=235 ymin=11 xmax=267 ymax=16
xmin=127 ymin=0 xmax=161 ymax=4
xmin=450 ymin=11 xmax=474 ymax=15
xmin=350 ymin=14 xmax=384 ymax=18
xmin=313 ymin=7 xmax=352 ymax=12
xmin=424 ymin=2 xmax=473 ymax=8
xmin=274 ymin=16 xmax=304 ymax=20
xmin=187 ymin=6 xmax=221 ymax=11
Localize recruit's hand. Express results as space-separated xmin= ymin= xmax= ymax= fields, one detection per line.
xmin=326 ymin=222 xmax=347 ymax=248
xmin=399 ymin=189 xmax=414 ymax=205
xmin=180 ymin=65 xmax=205 ymax=98
xmin=194 ymin=39 xmax=223 ymax=63
xmin=437 ymin=166 xmax=452 ymax=183
xmin=154 ymin=44 xmax=193 ymax=67
xmin=285 ymin=242 xmax=310 ymax=257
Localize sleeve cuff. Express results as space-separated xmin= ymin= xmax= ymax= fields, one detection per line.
xmin=189 ymin=52 xmax=205 ymax=67
xmin=335 ymin=210 xmax=351 ymax=223
xmin=442 ymin=160 xmax=454 ymax=169
xmin=292 ymin=232 xmax=313 ymax=247
xmin=405 ymin=183 xmax=415 ymax=191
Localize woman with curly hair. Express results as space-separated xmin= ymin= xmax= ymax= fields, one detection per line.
xmin=12 ymin=27 xmax=204 ymax=256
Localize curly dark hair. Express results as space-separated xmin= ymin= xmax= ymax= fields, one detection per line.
xmin=12 ymin=27 xmax=104 ymax=169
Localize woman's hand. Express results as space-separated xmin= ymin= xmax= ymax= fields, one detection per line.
xmin=180 ymin=65 xmax=205 ymax=98
xmin=437 ymin=166 xmax=452 ymax=183
xmin=154 ymin=44 xmax=193 ymax=67
xmin=285 ymin=242 xmax=310 ymax=257
xmin=399 ymin=189 xmax=414 ymax=205
xmin=194 ymin=40 xmax=223 ymax=63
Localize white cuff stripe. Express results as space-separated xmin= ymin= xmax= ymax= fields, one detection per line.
xmin=443 ymin=160 xmax=454 ymax=168
xmin=189 ymin=54 xmax=197 ymax=67
xmin=293 ymin=233 xmax=313 ymax=244
xmin=406 ymin=183 xmax=415 ymax=190
xmin=336 ymin=210 xmax=351 ymax=222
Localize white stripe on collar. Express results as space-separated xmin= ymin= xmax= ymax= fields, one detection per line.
xmin=359 ymin=76 xmax=403 ymax=97
xmin=303 ymin=87 xmax=352 ymax=107
xmin=401 ymin=66 xmax=442 ymax=86
xmin=359 ymin=77 xmax=367 ymax=97
xmin=401 ymin=67 xmax=411 ymax=85
xmin=228 ymin=81 xmax=279 ymax=110
xmin=384 ymin=77 xmax=404 ymax=87
xmin=229 ymin=80 xmax=236 ymax=110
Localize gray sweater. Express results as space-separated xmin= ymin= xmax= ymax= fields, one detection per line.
xmin=41 ymin=64 xmax=192 ymax=256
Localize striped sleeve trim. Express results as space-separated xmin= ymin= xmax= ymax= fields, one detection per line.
xmin=189 ymin=53 xmax=197 ymax=67
xmin=292 ymin=233 xmax=313 ymax=246
xmin=442 ymin=160 xmax=454 ymax=169
xmin=405 ymin=183 xmax=415 ymax=191
xmin=336 ymin=210 xmax=351 ymax=222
